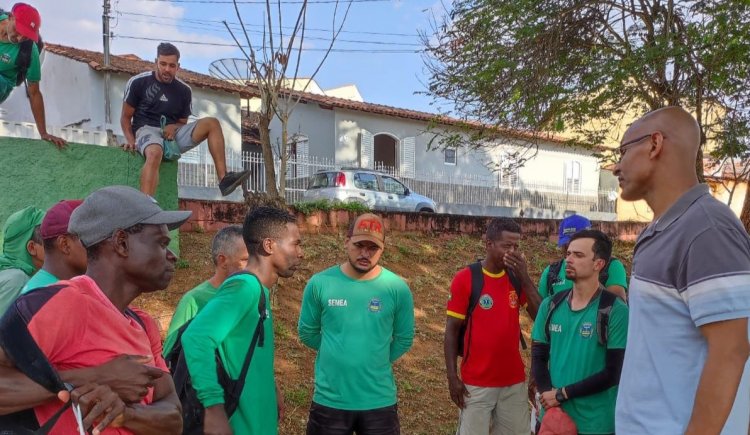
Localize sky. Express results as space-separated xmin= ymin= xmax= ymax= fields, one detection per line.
xmin=34 ymin=0 xmax=450 ymax=114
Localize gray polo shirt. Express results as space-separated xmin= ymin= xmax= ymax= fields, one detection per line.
xmin=616 ymin=184 xmax=750 ymax=434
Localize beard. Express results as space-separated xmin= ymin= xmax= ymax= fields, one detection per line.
xmin=349 ymin=257 xmax=375 ymax=274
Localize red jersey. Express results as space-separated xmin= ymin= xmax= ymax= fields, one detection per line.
xmin=26 ymin=276 xmax=168 ymax=434
xmin=446 ymin=267 xmax=526 ymax=387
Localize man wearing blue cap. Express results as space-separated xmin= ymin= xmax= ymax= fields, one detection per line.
xmin=537 ymin=214 xmax=628 ymax=301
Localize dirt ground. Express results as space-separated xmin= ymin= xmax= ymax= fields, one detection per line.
xmin=134 ymin=230 xmax=634 ymax=435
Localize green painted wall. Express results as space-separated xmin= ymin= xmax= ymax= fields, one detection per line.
xmin=0 ymin=138 xmax=180 ymax=253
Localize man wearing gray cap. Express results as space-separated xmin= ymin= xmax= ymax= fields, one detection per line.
xmin=0 ymin=185 xmax=188 ymax=434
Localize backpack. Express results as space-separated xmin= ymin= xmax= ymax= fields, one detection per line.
xmin=164 ymin=271 xmax=267 ymax=435
xmin=0 ymin=8 xmax=42 ymax=87
xmin=457 ymin=261 xmax=527 ymax=362
xmin=543 ymin=287 xmax=617 ymax=346
xmin=546 ymin=258 xmax=613 ymax=296
xmin=0 ymin=283 xmax=145 ymax=434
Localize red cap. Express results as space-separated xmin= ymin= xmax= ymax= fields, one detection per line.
xmin=11 ymin=3 xmax=40 ymax=43
xmin=41 ymin=200 xmax=83 ymax=240
xmin=538 ymin=407 xmax=577 ymax=435
xmin=349 ymin=213 xmax=385 ymax=248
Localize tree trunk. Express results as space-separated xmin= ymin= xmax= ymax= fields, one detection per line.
xmin=279 ymin=116 xmax=288 ymax=196
xmin=258 ymin=115 xmax=280 ymax=198
xmin=740 ymin=188 xmax=750 ymax=233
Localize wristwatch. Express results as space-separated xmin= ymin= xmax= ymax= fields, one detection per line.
xmin=555 ymin=388 xmax=567 ymax=403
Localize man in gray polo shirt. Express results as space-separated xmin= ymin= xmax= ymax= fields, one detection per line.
xmin=613 ymin=106 xmax=750 ymax=434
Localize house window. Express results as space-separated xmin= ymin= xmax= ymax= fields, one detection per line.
xmin=564 ymin=161 xmax=582 ymax=193
xmin=444 ymin=148 xmax=457 ymax=165
xmin=499 ymin=166 xmax=519 ymax=188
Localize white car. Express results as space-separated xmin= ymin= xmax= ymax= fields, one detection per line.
xmin=302 ymin=169 xmax=437 ymax=213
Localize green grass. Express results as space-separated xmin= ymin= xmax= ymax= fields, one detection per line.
xmin=175 ymin=259 xmax=190 ymax=269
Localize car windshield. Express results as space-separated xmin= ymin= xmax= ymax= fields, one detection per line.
xmin=309 ymin=172 xmax=335 ymax=189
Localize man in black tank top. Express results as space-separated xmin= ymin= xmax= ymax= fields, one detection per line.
xmin=120 ymin=43 xmax=250 ymax=197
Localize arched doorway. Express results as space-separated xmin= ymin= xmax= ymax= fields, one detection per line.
xmin=373 ymin=134 xmax=397 ymax=170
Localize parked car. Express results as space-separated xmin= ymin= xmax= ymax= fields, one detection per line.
xmin=302 ymin=168 xmax=437 ymax=213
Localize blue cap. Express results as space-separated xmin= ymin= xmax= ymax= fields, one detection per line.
xmin=558 ymin=214 xmax=592 ymax=247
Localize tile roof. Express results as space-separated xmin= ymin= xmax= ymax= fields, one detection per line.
xmin=46 ymin=43 xmax=569 ymax=146
xmin=44 ymin=43 xmax=256 ymax=98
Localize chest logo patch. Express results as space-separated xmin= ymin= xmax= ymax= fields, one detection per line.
xmin=159 ymin=94 xmax=169 ymax=102
xmin=328 ymin=298 xmax=347 ymax=307
xmin=368 ymin=298 xmax=381 ymax=312
xmin=0 ymin=53 xmax=10 ymax=64
xmin=478 ymin=294 xmax=493 ymax=310
xmin=580 ymin=322 xmax=593 ymax=339
xmin=509 ymin=291 xmax=519 ymax=309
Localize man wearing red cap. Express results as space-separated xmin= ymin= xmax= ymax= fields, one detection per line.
xmin=0 ymin=3 xmax=65 ymax=148
xmin=21 ymin=200 xmax=87 ymax=294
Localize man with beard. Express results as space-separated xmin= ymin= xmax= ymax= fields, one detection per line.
xmin=182 ymin=206 xmax=304 ymax=435
xmin=531 ymin=230 xmax=628 ymax=435
xmin=298 ymin=213 xmax=415 ymax=435
xmin=120 ymin=42 xmax=250 ymax=197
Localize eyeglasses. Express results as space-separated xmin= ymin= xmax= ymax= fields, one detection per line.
xmin=617 ymin=133 xmax=653 ymax=158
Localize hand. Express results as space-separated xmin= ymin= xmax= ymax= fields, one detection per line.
xmin=70 ymin=383 xmax=126 ymax=435
xmin=447 ymin=376 xmax=470 ymax=409
xmin=527 ymin=381 xmax=538 ymax=410
xmin=122 ymin=142 xmax=137 ymax=153
xmin=539 ymin=389 xmax=560 ymax=410
xmin=504 ymin=251 xmax=529 ymax=276
xmin=95 ymin=354 xmax=164 ymax=403
xmin=204 ymin=405 xmax=233 ymax=435
xmin=41 ymin=133 xmax=67 ymax=149
xmin=163 ymin=124 xmax=178 ymax=140
xmin=276 ymin=384 xmax=285 ymax=422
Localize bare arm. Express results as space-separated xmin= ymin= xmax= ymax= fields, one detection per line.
xmin=685 ymin=318 xmax=750 ymax=435
xmin=444 ymin=316 xmax=469 ymax=409
xmin=121 ymin=102 xmax=137 ymax=151
xmin=26 ymin=82 xmax=66 ymax=148
xmin=119 ymin=372 xmax=182 ymax=435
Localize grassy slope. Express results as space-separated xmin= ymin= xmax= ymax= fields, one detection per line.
xmin=135 ymin=230 xmax=634 ymax=434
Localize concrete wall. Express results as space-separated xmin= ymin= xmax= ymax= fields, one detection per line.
xmin=268 ymin=101 xmax=337 ymax=160
xmin=2 ymin=53 xmax=243 ymax=169
xmin=0 ymin=138 xmax=179 ymax=252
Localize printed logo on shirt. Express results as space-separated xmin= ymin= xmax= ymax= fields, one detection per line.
xmin=478 ymin=294 xmax=493 ymax=310
xmin=549 ymin=323 xmax=562 ymax=333
xmin=580 ymin=322 xmax=593 ymax=338
xmin=509 ymin=291 xmax=519 ymax=309
xmin=160 ymin=94 xmax=169 ymax=102
xmin=328 ymin=299 xmax=347 ymax=307
xmin=368 ymin=298 xmax=381 ymax=312
xmin=0 ymin=53 xmax=10 ymax=64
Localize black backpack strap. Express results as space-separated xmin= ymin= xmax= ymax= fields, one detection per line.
xmin=124 ymin=308 xmax=147 ymax=330
xmin=596 ymin=289 xmax=617 ymax=346
xmin=598 ymin=258 xmax=612 ymax=288
xmin=506 ymin=268 xmax=527 ymax=350
xmin=459 ymin=262 xmax=485 ymax=362
xmin=547 ymin=260 xmax=564 ymax=296
xmin=544 ymin=289 xmax=572 ymax=343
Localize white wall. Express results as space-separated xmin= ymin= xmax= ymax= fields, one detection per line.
xmin=268 ymin=100 xmax=336 ymax=160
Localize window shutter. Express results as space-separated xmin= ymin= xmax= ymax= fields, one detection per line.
xmin=297 ymin=138 xmax=309 ymax=177
xmin=400 ymin=136 xmax=416 ymax=178
xmin=360 ymin=129 xmax=374 ymax=169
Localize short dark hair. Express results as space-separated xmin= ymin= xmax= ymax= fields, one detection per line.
xmin=30 ymin=225 xmax=43 ymax=244
xmin=243 ymin=207 xmax=297 ymax=255
xmin=569 ymin=229 xmax=612 ymax=262
xmin=157 ymin=43 xmax=180 ymax=60
xmin=85 ymin=224 xmax=146 ymax=262
xmin=486 ymin=218 xmax=521 ymax=241
xmin=211 ymin=225 xmax=244 ymax=265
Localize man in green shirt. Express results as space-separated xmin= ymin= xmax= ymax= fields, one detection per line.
xmin=22 ymin=199 xmax=87 ymax=294
xmin=182 ymin=207 xmax=303 ymax=435
xmin=298 ymin=213 xmax=415 ymax=435
xmin=538 ymin=214 xmax=628 ymax=300
xmin=0 ymin=206 xmax=44 ymax=314
xmin=0 ymin=3 xmax=65 ymax=148
xmin=163 ymin=225 xmax=248 ymax=355
xmin=531 ymin=230 xmax=628 ymax=435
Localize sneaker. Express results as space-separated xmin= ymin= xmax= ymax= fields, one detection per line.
xmin=219 ymin=170 xmax=252 ymax=196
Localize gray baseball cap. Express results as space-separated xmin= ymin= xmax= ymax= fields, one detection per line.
xmin=69 ymin=185 xmax=192 ymax=247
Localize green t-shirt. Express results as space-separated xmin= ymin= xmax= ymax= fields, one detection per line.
xmin=21 ymin=269 xmax=59 ymax=294
xmin=0 ymin=15 xmax=41 ymax=85
xmin=538 ymin=258 xmax=628 ymax=299
xmin=531 ymin=292 xmax=629 ymax=434
xmin=163 ymin=280 xmax=218 ymax=356
xmin=181 ymin=273 xmax=276 ymax=435
xmin=298 ymin=266 xmax=415 ymax=411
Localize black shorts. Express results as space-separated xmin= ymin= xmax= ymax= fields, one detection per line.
xmin=305 ymin=401 xmax=400 ymax=435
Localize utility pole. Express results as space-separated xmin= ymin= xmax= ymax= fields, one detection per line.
xmin=103 ymin=0 xmax=115 ymax=145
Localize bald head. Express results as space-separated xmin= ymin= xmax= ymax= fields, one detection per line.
xmin=630 ymin=106 xmax=701 ymax=164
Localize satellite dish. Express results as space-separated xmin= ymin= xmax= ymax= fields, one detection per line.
xmin=209 ymin=58 xmax=253 ymax=83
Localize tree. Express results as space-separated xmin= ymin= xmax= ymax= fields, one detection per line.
xmin=422 ymin=0 xmax=750 ymax=227
xmin=224 ymin=0 xmax=350 ymax=198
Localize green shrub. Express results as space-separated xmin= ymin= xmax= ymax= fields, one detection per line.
xmin=292 ymin=199 xmax=371 ymax=215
